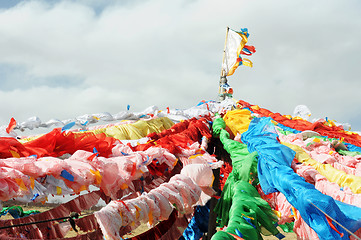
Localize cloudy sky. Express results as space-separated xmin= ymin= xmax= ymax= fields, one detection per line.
xmin=0 ymin=0 xmax=360 ymax=133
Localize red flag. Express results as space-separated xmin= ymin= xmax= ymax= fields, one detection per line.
xmin=6 ymin=118 xmax=16 ymax=134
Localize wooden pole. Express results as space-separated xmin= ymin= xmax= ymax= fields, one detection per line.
xmin=221 ymin=26 xmax=230 ymax=77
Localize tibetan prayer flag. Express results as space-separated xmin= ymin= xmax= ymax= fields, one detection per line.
xmin=6 ymin=117 xmax=16 ymax=134
xmin=222 ymin=28 xmax=256 ymax=76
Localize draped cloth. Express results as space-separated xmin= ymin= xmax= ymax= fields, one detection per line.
xmin=241 ymin=117 xmax=361 ymax=239
xmin=211 ymin=115 xmax=281 ymax=240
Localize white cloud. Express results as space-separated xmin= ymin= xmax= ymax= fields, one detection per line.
xmin=0 ymin=0 xmax=360 ymax=132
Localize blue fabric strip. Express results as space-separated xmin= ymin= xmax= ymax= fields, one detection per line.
xmin=241 ymin=117 xmax=361 ymax=240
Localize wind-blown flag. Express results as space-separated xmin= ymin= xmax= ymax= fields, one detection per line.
xmin=6 ymin=117 xmax=16 ymax=134
xmin=222 ymin=28 xmax=256 ymax=76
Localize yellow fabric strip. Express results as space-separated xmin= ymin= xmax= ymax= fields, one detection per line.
xmin=79 ymin=185 xmax=87 ymax=192
xmin=77 ymin=117 xmax=174 ymax=140
xmin=90 ymin=169 xmax=102 ymax=185
xmin=19 ymin=135 xmax=42 ymax=143
xmin=15 ymin=178 xmax=28 ymax=191
xmin=132 ymin=117 xmax=174 ymax=136
xmin=120 ymin=183 xmax=128 ymax=190
xmin=56 ymin=186 xmax=62 ymax=195
xmin=242 ymin=58 xmax=253 ymax=67
xmin=227 ymin=64 xmax=238 ymax=76
xmin=9 ymin=150 xmax=20 ymax=158
xmin=104 ymin=124 xmax=144 ymax=140
xmin=282 ymin=142 xmax=361 ymax=194
xmin=30 ymin=177 xmax=35 ymax=190
xmin=223 ymin=109 xmax=252 ymax=136
xmin=134 ymin=205 xmax=141 ymax=219
xmin=148 ymin=210 xmax=153 ymax=225
xmin=21 ymin=117 xmax=175 ymax=143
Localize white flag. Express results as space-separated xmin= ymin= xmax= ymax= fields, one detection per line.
xmin=222 ymin=28 xmax=255 ymax=76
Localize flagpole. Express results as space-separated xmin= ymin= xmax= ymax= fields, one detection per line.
xmin=218 ymin=27 xmax=230 ymax=102
xmin=221 ymin=26 xmax=230 ymax=77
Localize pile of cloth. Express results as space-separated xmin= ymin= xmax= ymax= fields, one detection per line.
xmin=0 ymin=98 xmax=360 ymax=240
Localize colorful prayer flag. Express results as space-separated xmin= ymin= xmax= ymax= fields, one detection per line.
xmin=222 ymin=28 xmax=256 ymax=76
